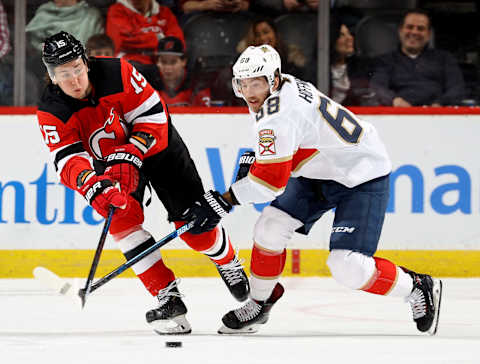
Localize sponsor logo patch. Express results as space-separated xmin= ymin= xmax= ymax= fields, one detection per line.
xmin=258 ymin=129 xmax=276 ymax=156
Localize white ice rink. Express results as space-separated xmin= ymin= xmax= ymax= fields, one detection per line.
xmin=1 ymin=277 xmax=479 ymax=364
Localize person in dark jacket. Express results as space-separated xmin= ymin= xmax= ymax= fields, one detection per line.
xmin=370 ymin=9 xmax=466 ymax=107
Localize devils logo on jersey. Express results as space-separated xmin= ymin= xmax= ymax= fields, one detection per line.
xmin=89 ymin=107 xmax=128 ymax=159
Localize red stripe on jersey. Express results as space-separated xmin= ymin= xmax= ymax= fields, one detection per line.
xmin=362 ymin=257 xmax=398 ymax=296
xmin=61 ymin=156 xmax=93 ymax=190
xmin=249 ymin=159 xmax=291 ymax=191
xmin=292 ymin=148 xmax=318 ymax=171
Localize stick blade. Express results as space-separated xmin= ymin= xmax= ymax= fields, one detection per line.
xmin=33 ymin=266 xmax=82 ymax=308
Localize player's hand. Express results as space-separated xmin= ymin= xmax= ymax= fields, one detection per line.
xmin=78 ymin=173 xmax=128 ymax=218
xmin=104 ymin=144 xmax=143 ymax=195
xmin=235 ymin=150 xmax=255 ymax=182
xmin=181 ymin=190 xmax=232 ymax=234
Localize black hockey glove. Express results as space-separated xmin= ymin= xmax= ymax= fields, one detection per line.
xmin=181 ymin=190 xmax=233 ymax=235
xmin=235 ymin=150 xmax=256 ymax=182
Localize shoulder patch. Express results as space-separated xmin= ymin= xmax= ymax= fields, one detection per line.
xmin=258 ymin=129 xmax=276 ymax=156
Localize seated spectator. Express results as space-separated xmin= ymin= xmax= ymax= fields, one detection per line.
xmin=329 ymin=16 xmax=375 ymax=106
xmin=0 ymin=0 xmax=11 ymax=105
xmin=106 ymin=0 xmax=185 ymax=65
xmin=133 ymin=36 xmax=211 ymax=107
xmin=236 ymin=17 xmax=308 ymax=81
xmin=25 ymin=0 xmax=104 ymax=53
xmin=180 ymin=0 xmax=250 ymax=15
xmin=86 ymin=34 xmax=115 ymax=57
xmin=253 ymin=0 xmax=318 ymax=16
xmin=370 ymin=9 xmax=467 ymax=107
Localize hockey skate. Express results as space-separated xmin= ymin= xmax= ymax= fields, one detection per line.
xmin=215 ymin=254 xmax=250 ymax=302
xmin=146 ymin=279 xmax=192 ymax=335
xmin=218 ymin=282 xmax=284 ymax=334
xmin=404 ymin=269 xmax=443 ymax=335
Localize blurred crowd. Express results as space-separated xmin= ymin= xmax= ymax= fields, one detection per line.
xmin=0 ymin=0 xmax=479 ymax=107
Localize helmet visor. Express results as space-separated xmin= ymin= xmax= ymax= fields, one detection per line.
xmin=232 ymin=76 xmax=270 ymax=98
xmin=47 ymin=57 xmax=86 ymax=81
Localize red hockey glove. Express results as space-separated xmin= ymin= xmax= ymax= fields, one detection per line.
xmin=78 ymin=171 xmax=127 ymax=218
xmin=104 ymin=144 xmax=143 ymax=195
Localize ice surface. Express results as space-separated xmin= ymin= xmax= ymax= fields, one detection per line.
xmin=1 ymin=277 xmax=479 ymax=364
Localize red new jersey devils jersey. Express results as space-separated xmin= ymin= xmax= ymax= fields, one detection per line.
xmin=37 ymin=57 xmax=169 ymax=191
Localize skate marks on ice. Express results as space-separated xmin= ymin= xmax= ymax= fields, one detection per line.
xmin=1 ymin=278 xmax=480 ymax=364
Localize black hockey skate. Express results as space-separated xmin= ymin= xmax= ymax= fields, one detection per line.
xmin=218 ymin=282 xmax=284 ymax=334
xmin=404 ymin=269 xmax=443 ymax=335
xmin=146 ymin=279 xmax=192 ymax=335
xmin=215 ymin=254 xmax=250 ymax=302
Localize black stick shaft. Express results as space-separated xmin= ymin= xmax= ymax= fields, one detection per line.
xmin=80 ymin=206 xmax=115 ymax=308
xmin=88 ymin=221 xmax=193 ymax=294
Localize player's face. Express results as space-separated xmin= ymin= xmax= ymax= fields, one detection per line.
xmin=52 ymin=58 xmax=91 ymax=99
xmin=156 ymin=55 xmax=186 ymax=84
xmin=237 ymin=77 xmax=270 ymax=112
xmin=335 ymin=25 xmax=354 ymax=59
xmin=89 ymin=47 xmax=114 ymax=57
xmin=399 ymin=13 xmax=431 ymax=55
xmin=254 ymin=22 xmax=277 ymax=48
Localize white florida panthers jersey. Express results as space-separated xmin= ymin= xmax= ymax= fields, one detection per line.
xmin=230 ymin=74 xmax=392 ymax=204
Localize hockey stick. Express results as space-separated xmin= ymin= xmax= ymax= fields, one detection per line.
xmin=77 ymin=221 xmax=194 ymax=301
xmin=79 ymin=206 xmax=115 ymax=308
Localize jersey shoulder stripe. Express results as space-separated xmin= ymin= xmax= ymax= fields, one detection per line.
xmin=53 ymin=142 xmax=85 ymax=172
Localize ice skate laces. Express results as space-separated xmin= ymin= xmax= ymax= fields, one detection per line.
xmin=217 ymin=256 xmax=245 ymax=286
xmin=156 ymin=279 xmax=183 ymax=307
xmin=406 ymin=287 xmax=426 ymax=319
xmin=234 ymin=300 xmax=262 ymax=322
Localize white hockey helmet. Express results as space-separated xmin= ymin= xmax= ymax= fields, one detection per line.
xmin=232 ymin=44 xmax=282 ymax=98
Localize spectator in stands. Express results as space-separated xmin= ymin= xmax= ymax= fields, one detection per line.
xmin=236 ymin=17 xmax=308 ymax=81
xmin=133 ymin=36 xmax=211 ymax=107
xmin=26 ymin=0 xmax=104 ymax=53
xmin=253 ymin=0 xmax=318 ymax=16
xmin=370 ymin=9 xmax=466 ymax=107
xmin=0 ymin=0 xmax=10 ymax=60
xmin=106 ymin=0 xmax=185 ymax=65
xmin=86 ymin=34 xmax=115 ymax=57
xmin=329 ymin=16 xmax=375 ymax=106
xmin=0 ymin=0 xmax=11 ymax=105
xmin=180 ymin=0 xmax=250 ymax=14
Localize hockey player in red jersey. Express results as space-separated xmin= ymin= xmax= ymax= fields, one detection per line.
xmin=184 ymin=45 xmax=443 ymax=335
xmin=37 ymin=31 xmax=249 ymax=334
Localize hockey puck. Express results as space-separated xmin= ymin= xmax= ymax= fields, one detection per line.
xmin=165 ymin=341 xmax=182 ymax=348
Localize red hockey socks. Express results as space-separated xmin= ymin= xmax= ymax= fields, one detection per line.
xmin=174 ymin=222 xmax=235 ymax=265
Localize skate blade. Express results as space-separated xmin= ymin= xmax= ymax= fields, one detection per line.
xmin=217 ymin=324 xmax=261 ymax=335
xmin=428 ymin=279 xmax=443 ymax=336
xmin=149 ymin=314 xmax=192 ymax=335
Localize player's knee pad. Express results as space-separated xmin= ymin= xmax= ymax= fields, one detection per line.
xmin=254 ymin=206 xmax=303 ymax=252
xmin=116 ymin=228 xmax=162 ymax=275
xmin=326 ymin=249 xmax=376 ymax=290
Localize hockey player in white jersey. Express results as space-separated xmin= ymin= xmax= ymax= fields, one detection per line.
xmin=183 ymin=45 xmax=442 ymax=335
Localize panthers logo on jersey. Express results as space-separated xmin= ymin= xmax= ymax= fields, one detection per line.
xmin=258 ymin=129 xmax=276 ymax=156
